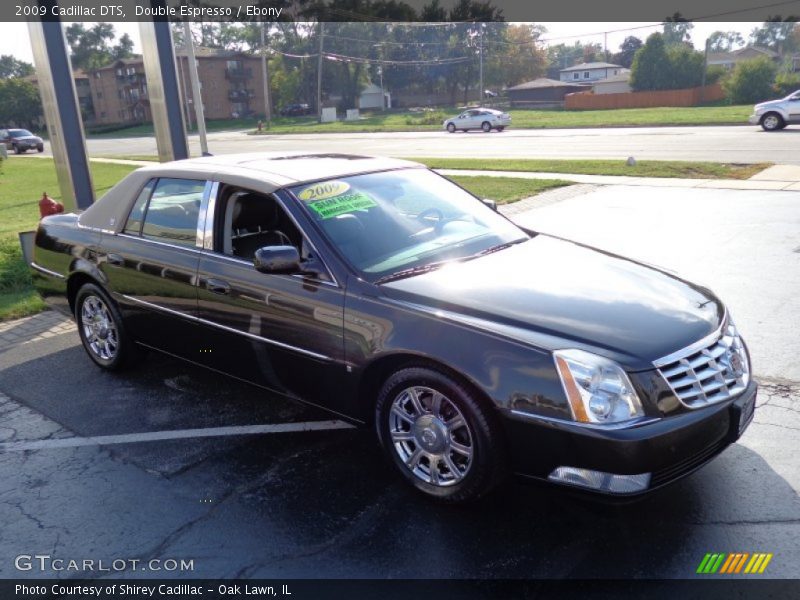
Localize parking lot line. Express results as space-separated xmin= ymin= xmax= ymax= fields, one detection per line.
xmin=0 ymin=420 xmax=356 ymax=453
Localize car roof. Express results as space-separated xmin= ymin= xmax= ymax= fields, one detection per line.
xmin=78 ymin=152 xmax=423 ymax=233
xmin=135 ymin=152 xmax=421 ymax=187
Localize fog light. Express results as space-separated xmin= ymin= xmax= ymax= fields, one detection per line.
xmin=548 ymin=467 xmax=651 ymax=494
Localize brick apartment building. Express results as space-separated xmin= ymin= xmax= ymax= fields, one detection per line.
xmin=88 ymin=47 xmax=266 ymax=126
xmin=24 ymin=69 xmax=95 ymax=124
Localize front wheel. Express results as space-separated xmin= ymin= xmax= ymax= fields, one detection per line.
xmin=13 ymin=144 xmax=21 ymax=154
xmin=37 ymin=145 xmax=44 ymax=153
xmin=481 ymin=121 xmax=492 ymax=132
xmin=761 ymin=112 xmax=785 ymax=131
xmin=446 ymin=123 xmax=456 ymax=133
xmin=496 ymin=126 xmax=505 ymax=132
xmin=75 ymin=283 xmax=142 ymax=371
xmin=375 ymin=367 xmax=507 ymax=502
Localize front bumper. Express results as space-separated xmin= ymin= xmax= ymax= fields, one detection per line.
xmin=503 ymin=379 xmax=757 ymax=496
xmin=748 ymin=114 xmax=761 ymax=124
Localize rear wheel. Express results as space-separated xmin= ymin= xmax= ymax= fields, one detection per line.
xmin=13 ymin=144 xmax=21 ymax=154
xmin=481 ymin=121 xmax=492 ymax=132
xmin=75 ymin=283 xmax=142 ymax=371
xmin=375 ymin=367 xmax=507 ymax=502
xmin=761 ymin=112 xmax=784 ymax=131
xmin=446 ymin=123 xmax=456 ymax=133
xmin=496 ymin=126 xmax=505 ymax=132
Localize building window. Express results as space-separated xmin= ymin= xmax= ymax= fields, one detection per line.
xmin=584 ymin=71 xmax=590 ymax=78
xmin=613 ymin=69 xmax=618 ymax=75
xmin=116 ymin=68 xmax=123 ymax=76
xmin=97 ymin=91 xmax=103 ymax=98
xmin=573 ymin=73 xmax=579 ymax=80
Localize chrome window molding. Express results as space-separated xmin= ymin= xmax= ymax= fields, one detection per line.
xmin=31 ymin=262 xmax=65 ymax=279
xmin=116 ymin=232 xmax=207 ymax=255
xmin=201 ymin=251 xmax=340 ymax=289
xmin=195 ymin=180 xmax=216 ymax=250
xmin=121 ymin=294 xmax=334 ymax=363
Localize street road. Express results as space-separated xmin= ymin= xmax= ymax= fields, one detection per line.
xmin=76 ymin=125 xmax=800 ymax=164
xmin=1 ymin=185 xmax=798 ymax=580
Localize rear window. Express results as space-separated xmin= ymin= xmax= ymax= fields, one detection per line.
xmin=140 ymin=178 xmax=205 ymax=247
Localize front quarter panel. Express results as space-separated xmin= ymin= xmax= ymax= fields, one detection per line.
xmin=343 ymin=282 xmax=571 ymax=422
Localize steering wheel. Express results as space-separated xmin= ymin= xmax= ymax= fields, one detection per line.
xmin=416 ymin=208 xmax=445 ymax=232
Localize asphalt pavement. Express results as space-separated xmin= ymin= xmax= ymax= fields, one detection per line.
xmin=33 ymin=124 xmax=800 ymax=164
xmin=1 ymin=184 xmax=798 ymax=580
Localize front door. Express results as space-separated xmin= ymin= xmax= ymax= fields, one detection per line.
xmin=194 ymin=188 xmax=347 ymax=412
xmin=787 ymin=92 xmax=800 ymax=123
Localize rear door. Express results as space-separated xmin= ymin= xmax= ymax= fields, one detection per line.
xmin=99 ymin=177 xmax=210 ymax=357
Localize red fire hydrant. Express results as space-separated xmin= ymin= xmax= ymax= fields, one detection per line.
xmin=38 ymin=192 xmax=64 ymax=218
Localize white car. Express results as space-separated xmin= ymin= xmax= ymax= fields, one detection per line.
xmin=748 ymin=89 xmax=800 ymax=131
xmin=443 ymin=108 xmax=511 ymax=133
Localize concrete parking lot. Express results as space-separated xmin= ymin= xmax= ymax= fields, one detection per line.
xmin=1 ymin=184 xmax=799 ymax=579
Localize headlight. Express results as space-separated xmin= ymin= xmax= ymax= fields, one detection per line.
xmin=553 ymin=349 xmax=644 ymax=424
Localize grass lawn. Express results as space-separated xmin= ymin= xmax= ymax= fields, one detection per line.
xmin=447 ymin=175 xmax=572 ymax=204
xmin=250 ymin=105 xmax=752 ymax=135
xmin=0 ymin=157 xmax=137 ymax=321
xmin=0 ymin=157 xmax=561 ymax=321
xmin=86 ymin=117 xmax=259 ymax=139
xmin=413 ymin=158 xmax=770 ymax=180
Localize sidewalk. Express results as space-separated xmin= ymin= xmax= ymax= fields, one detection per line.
xmin=436 ymin=164 xmax=800 ymax=192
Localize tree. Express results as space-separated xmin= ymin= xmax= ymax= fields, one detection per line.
xmin=707 ymin=31 xmax=745 ymax=52
xmin=546 ymin=41 xmax=602 ymax=77
xmin=662 ymin=13 xmax=694 ymax=46
xmin=613 ymin=36 xmax=642 ymax=68
xmin=723 ymin=56 xmax=778 ymax=103
xmin=491 ymin=24 xmax=546 ymax=87
xmin=630 ymin=32 xmax=704 ymax=91
xmin=65 ymin=23 xmax=134 ymax=71
xmin=0 ymin=78 xmax=42 ymax=128
xmin=0 ymin=55 xmax=34 ymax=79
xmin=630 ymin=33 xmax=668 ymax=90
xmin=749 ymin=18 xmax=799 ymax=56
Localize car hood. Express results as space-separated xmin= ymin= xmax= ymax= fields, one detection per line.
xmin=754 ymin=99 xmax=783 ymax=110
xmin=382 ymin=235 xmax=724 ymax=370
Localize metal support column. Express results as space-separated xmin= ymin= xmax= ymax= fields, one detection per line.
xmin=28 ymin=8 xmax=94 ymax=211
xmin=139 ymin=6 xmax=189 ymax=162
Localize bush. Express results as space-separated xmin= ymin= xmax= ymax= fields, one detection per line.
xmin=774 ymin=72 xmax=800 ymax=97
xmin=630 ymin=33 xmax=704 ymax=91
xmin=404 ymin=111 xmax=449 ymax=126
xmin=723 ymin=57 xmax=777 ymax=104
xmin=705 ymin=65 xmax=728 ymax=85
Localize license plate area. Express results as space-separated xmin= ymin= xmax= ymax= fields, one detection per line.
xmin=738 ymin=392 xmax=756 ymax=435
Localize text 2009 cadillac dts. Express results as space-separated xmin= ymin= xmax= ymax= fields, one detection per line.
xmin=30 ymin=153 xmax=756 ymax=502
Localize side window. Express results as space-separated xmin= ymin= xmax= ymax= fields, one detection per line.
xmin=141 ymin=178 xmax=205 ymax=247
xmin=123 ymin=180 xmax=155 ymax=235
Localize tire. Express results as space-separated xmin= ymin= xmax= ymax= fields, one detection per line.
xmin=481 ymin=121 xmax=492 ymax=132
xmin=13 ymin=144 xmax=21 ymax=154
xmin=37 ymin=145 xmax=44 ymax=153
xmin=761 ymin=112 xmax=784 ymax=131
xmin=496 ymin=126 xmax=505 ymax=132
xmin=75 ymin=283 xmax=142 ymax=371
xmin=446 ymin=123 xmax=456 ymax=133
xmin=375 ymin=366 xmax=507 ymax=503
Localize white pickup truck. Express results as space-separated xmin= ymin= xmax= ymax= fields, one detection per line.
xmin=749 ymin=89 xmax=800 ymax=131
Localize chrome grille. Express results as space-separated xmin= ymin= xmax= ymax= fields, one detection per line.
xmin=655 ymin=322 xmax=750 ymax=409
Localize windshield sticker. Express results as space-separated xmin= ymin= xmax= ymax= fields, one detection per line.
xmin=308 ymin=192 xmax=378 ymax=219
xmin=297 ymin=180 xmax=351 ymax=201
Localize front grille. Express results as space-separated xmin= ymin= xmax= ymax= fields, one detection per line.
xmin=655 ymin=322 xmax=750 ymax=409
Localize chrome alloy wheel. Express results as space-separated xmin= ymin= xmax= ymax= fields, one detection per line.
xmin=80 ymin=295 xmax=119 ymax=361
xmin=389 ymin=386 xmax=474 ymax=486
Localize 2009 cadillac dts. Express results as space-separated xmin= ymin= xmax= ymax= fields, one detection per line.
xmin=31 ymin=153 xmax=756 ymax=502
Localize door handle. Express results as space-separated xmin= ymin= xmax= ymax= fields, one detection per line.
xmin=106 ymin=253 xmax=124 ymax=267
xmin=206 ymin=278 xmax=231 ymax=295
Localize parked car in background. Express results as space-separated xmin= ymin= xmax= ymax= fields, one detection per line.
xmin=0 ymin=128 xmax=44 ymax=153
xmin=443 ymin=108 xmax=511 ymax=133
xmin=30 ymin=152 xmax=756 ymax=503
xmin=749 ymin=89 xmax=800 ymax=131
xmin=279 ymin=103 xmax=313 ymax=117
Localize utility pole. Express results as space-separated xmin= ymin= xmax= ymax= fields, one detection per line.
xmin=604 ymin=31 xmax=608 ymax=62
xmin=183 ymin=21 xmax=208 ymax=156
xmin=317 ymin=22 xmax=324 ymax=122
xmin=374 ymin=43 xmax=385 ymax=110
xmin=260 ymin=22 xmax=272 ymax=127
xmin=478 ymin=26 xmax=484 ymax=105
xmin=700 ymin=37 xmax=710 ymax=103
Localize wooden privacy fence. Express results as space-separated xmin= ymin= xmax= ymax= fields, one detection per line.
xmin=565 ymin=83 xmax=725 ymax=110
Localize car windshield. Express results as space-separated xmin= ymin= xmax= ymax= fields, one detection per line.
xmin=290 ymin=168 xmax=528 ymax=283
xmin=9 ymin=130 xmax=34 ymax=138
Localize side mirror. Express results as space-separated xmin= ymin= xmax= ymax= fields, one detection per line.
xmin=482 ymin=198 xmax=498 ymax=212
xmin=254 ymin=245 xmax=301 ymax=274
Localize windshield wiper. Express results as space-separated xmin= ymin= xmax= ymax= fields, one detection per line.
xmin=470 ymin=237 xmax=528 ymax=259
xmin=374 ymin=260 xmax=452 ymax=285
